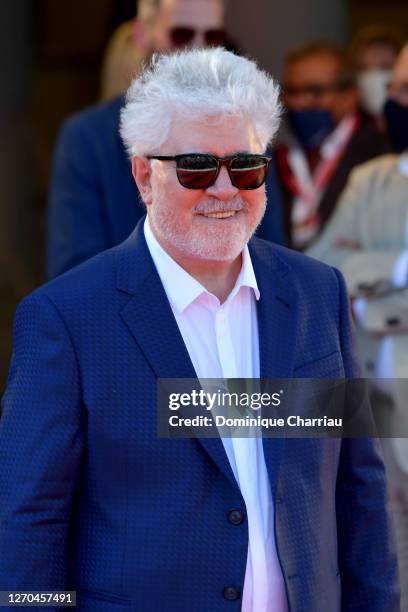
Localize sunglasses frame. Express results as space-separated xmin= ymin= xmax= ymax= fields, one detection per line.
xmin=147 ymin=153 xmax=272 ymax=190
xmin=169 ymin=26 xmax=226 ymax=47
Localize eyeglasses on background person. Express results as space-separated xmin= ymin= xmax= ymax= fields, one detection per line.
xmin=168 ymin=26 xmax=226 ymax=48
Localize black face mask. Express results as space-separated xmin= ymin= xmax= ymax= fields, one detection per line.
xmin=383 ymin=98 xmax=408 ymax=153
xmin=287 ymin=108 xmax=335 ymax=151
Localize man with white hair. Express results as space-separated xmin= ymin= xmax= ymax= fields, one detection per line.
xmin=46 ymin=0 xmax=286 ymax=279
xmin=1 ymin=49 xmax=399 ymax=611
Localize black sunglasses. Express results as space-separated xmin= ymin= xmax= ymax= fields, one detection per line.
xmin=147 ymin=153 xmax=272 ymax=190
xmin=169 ymin=26 xmax=226 ymax=48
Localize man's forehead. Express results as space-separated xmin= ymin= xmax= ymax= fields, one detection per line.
xmin=285 ymin=53 xmax=342 ymax=83
xmin=159 ymin=0 xmax=224 ymax=26
xmin=161 ymin=116 xmax=262 ymax=155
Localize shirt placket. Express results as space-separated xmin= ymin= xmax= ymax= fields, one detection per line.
xmin=215 ymin=303 xmax=238 ymax=379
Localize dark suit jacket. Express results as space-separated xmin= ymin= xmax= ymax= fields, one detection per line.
xmin=47 ymin=97 xmax=286 ymax=279
xmin=276 ymin=116 xmax=390 ymax=249
xmin=0 ymin=219 xmax=399 ymax=611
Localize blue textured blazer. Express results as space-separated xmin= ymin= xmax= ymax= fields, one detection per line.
xmin=0 ymin=219 xmax=399 ymax=611
xmin=46 ymin=96 xmax=286 ymax=279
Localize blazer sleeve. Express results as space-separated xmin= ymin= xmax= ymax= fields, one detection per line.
xmin=46 ymin=117 xmax=108 ymax=279
xmin=0 ymin=293 xmax=84 ymax=594
xmin=333 ymin=268 xmax=400 ymax=611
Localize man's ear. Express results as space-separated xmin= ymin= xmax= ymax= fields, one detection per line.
xmin=132 ymin=156 xmax=153 ymax=206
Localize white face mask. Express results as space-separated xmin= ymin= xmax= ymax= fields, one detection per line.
xmin=357 ymin=69 xmax=392 ymax=116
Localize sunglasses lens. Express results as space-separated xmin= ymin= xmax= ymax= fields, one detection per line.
xmin=172 ymin=155 xmax=269 ymax=190
xmin=230 ymin=156 xmax=268 ymax=189
xmin=169 ymin=27 xmax=195 ymax=47
xmin=204 ymin=29 xmax=226 ymax=46
xmin=176 ymin=155 xmax=218 ymax=189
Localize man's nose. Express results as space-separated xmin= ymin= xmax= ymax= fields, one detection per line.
xmin=205 ymin=166 xmax=239 ymax=200
xmin=289 ymin=96 xmax=315 ymax=111
xmin=192 ymin=31 xmax=206 ymax=47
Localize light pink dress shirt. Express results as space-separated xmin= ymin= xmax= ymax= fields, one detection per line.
xmin=144 ymin=217 xmax=288 ymax=611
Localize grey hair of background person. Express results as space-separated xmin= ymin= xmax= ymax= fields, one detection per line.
xmin=120 ymin=47 xmax=282 ymax=158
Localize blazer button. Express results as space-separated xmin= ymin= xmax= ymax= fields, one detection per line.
xmin=228 ymin=509 xmax=245 ymax=525
xmin=223 ymin=586 xmax=241 ymax=601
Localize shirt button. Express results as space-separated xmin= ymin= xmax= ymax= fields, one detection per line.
xmin=223 ymin=586 xmax=241 ymax=601
xmin=227 ymin=509 xmax=245 ymax=525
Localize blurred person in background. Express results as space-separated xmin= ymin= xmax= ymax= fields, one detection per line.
xmin=275 ymin=41 xmax=390 ymax=250
xmin=308 ymin=44 xmax=408 ymax=607
xmin=46 ymin=0 xmax=225 ymax=279
xmin=46 ymin=0 xmax=286 ymax=279
xmin=349 ymin=25 xmax=402 ymax=129
xmin=100 ymin=0 xmax=238 ymax=101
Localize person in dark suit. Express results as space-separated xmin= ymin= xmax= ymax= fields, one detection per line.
xmin=276 ymin=41 xmax=390 ymax=250
xmin=0 ymin=48 xmax=399 ymax=611
xmin=46 ymin=0 xmax=285 ymax=280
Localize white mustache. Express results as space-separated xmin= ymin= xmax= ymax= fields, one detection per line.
xmin=195 ymin=197 xmax=247 ymax=215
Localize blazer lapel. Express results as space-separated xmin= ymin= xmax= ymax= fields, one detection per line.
xmin=249 ymin=239 xmax=299 ymax=500
xmin=120 ymin=273 xmax=196 ymax=379
xmin=250 ymin=241 xmax=298 ymax=378
xmin=116 ymin=219 xmax=239 ymax=491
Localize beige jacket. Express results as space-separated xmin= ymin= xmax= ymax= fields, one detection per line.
xmin=308 ymin=154 xmax=408 ymax=296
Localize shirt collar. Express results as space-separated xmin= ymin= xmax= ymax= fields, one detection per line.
xmin=144 ymin=216 xmax=260 ymax=313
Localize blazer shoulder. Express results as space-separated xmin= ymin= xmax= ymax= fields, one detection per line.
xmin=31 ymin=245 xmax=120 ymax=311
xmin=250 ymin=236 xmax=338 ymax=285
xmin=348 ymin=153 xmax=400 ymax=186
xmin=58 ymin=95 xmax=124 ymax=141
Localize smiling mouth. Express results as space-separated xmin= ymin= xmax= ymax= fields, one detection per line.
xmin=200 ymin=211 xmax=238 ymax=219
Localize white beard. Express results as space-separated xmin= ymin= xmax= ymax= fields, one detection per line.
xmin=148 ymin=189 xmax=266 ymax=261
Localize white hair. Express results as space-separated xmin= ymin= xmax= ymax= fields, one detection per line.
xmin=120 ymin=47 xmax=281 ymax=157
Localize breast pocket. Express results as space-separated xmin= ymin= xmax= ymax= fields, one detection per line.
xmin=75 ymin=588 xmax=132 ymax=612
xmin=294 ymin=350 xmax=344 ymax=378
